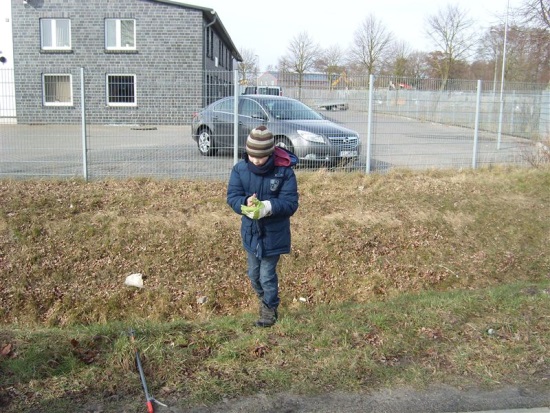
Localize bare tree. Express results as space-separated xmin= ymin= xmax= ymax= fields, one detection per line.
xmin=348 ymin=14 xmax=393 ymax=76
xmin=505 ymin=26 xmax=550 ymax=83
xmin=282 ymin=31 xmax=321 ymax=97
xmin=314 ymin=44 xmax=346 ymax=89
xmin=237 ymin=48 xmax=259 ymax=87
xmin=407 ymin=51 xmax=432 ymax=79
xmin=509 ymin=2 xmax=550 ymax=84
xmin=425 ymin=4 xmax=475 ymax=89
xmin=476 ymin=22 xmax=550 ymax=84
xmin=516 ymin=0 xmax=550 ymax=28
xmin=385 ymin=41 xmax=413 ymax=77
xmin=476 ymin=25 xmax=506 ymax=87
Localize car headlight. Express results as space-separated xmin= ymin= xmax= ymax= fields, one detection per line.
xmin=297 ymin=130 xmax=325 ymax=144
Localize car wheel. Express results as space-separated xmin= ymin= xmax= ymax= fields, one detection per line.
xmin=197 ymin=127 xmax=217 ymax=156
xmin=274 ymin=136 xmax=294 ymax=153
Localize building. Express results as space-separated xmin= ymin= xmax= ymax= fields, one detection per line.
xmin=10 ymin=0 xmax=242 ymax=125
xmin=259 ymin=70 xmax=333 ymax=90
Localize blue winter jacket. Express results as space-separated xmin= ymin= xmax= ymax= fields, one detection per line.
xmin=227 ymin=155 xmax=299 ymax=258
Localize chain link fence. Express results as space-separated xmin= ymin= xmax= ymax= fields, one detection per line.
xmin=1 ymin=68 xmax=548 ymax=180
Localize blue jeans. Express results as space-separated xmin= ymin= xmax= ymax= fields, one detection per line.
xmin=247 ymin=252 xmax=280 ymax=309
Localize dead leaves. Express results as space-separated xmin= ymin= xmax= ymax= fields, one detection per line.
xmin=2 ymin=335 xmax=104 ymax=365
xmin=252 ymin=344 xmax=269 ymax=358
xmin=1 ymin=342 xmax=16 ymax=359
xmin=418 ymin=326 xmax=444 ymax=341
xmin=70 ymin=336 xmax=106 ymax=365
xmin=351 ymin=330 xmax=383 ymax=348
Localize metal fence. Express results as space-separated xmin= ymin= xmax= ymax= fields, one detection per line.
xmin=1 ymin=68 xmax=549 ymax=180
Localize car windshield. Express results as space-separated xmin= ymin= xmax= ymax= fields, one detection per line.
xmin=263 ymin=99 xmax=324 ymax=121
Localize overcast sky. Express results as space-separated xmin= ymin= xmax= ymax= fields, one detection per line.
xmin=0 ymin=0 xmax=521 ymax=70
xmin=185 ymin=0 xmax=520 ymax=69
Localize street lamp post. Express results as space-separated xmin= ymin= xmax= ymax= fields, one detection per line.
xmin=497 ymin=0 xmax=510 ymax=150
xmin=255 ymin=54 xmax=260 ymax=88
xmin=492 ymin=44 xmax=498 ymax=97
xmin=489 ymin=28 xmax=500 ymax=97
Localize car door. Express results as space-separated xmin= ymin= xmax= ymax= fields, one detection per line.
xmin=238 ymin=98 xmax=268 ymax=150
xmin=210 ymin=97 xmax=236 ymax=149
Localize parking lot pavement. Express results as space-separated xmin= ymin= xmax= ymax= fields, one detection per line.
xmin=457 ymin=409 xmax=550 ymax=413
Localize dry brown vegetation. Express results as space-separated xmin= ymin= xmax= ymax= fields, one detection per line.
xmin=1 ymin=167 xmax=550 ymax=412
xmin=1 ymin=168 xmax=549 ymax=325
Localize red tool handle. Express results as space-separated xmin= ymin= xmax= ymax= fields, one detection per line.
xmin=146 ymin=400 xmax=154 ymax=413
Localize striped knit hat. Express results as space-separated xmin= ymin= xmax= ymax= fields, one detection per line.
xmin=246 ymin=126 xmax=274 ymax=158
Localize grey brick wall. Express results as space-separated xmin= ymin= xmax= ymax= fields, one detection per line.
xmin=11 ymin=0 xmax=237 ymax=125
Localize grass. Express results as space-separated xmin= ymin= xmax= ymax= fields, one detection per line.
xmin=1 ymin=166 xmax=550 ymax=412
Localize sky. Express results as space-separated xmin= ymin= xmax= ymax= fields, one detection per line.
xmin=0 ymin=0 xmax=522 ymax=70
xmin=185 ymin=0 xmax=521 ymax=69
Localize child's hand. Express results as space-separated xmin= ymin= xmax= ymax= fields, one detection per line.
xmin=247 ymin=193 xmax=258 ymax=207
xmin=241 ymin=199 xmax=271 ymax=220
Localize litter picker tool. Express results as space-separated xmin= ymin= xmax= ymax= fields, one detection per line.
xmin=129 ymin=329 xmax=167 ymax=413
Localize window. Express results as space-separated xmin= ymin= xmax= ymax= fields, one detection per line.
xmin=241 ymin=99 xmax=265 ymax=118
xmin=106 ymin=74 xmax=136 ymax=106
xmin=213 ymin=97 xmax=234 ymax=113
xmin=40 ymin=19 xmax=71 ymax=50
xmin=105 ymin=19 xmax=136 ymax=50
xmin=206 ymin=28 xmax=212 ymax=58
xmin=209 ymin=28 xmax=214 ymax=59
xmin=43 ymin=74 xmax=73 ymax=106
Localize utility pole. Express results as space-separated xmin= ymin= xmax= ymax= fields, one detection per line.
xmin=255 ymin=54 xmax=260 ymax=87
xmin=497 ymin=0 xmax=510 ymax=150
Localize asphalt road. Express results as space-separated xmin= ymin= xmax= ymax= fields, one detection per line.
xmin=0 ymin=112 xmax=533 ymax=180
xmin=84 ymin=384 xmax=550 ymax=413
xmin=173 ymin=385 xmax=550 ymax=413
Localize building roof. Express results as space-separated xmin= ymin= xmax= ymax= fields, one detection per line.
xmin=152 ymin=0 xmax=243 ymax=62
xmin=262 ymin=71 xmax=330 ymax=82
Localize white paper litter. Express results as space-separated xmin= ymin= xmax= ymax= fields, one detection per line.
xmin=124 ymin=273 xmax=144 ymax=288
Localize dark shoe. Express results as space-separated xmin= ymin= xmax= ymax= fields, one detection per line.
xmin=255 ymin=302 xmax=278 ymax=328
xmin=255 ymin=294 xmax=264 ymax=318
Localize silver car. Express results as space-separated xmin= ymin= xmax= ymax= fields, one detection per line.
xmin=191 ymin=95 xmax=360 ymax=166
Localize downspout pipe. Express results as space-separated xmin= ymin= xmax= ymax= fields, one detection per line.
xmin=205 ymin=12 xmax=217 ymax=29
xmin=202 ymin=11 xmax=217 ymax=106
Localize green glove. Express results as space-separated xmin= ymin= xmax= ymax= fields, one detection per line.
xmin=241 ymin=198 xmax=263 ymax=219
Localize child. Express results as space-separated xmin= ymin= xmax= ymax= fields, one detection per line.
xmin=226 ymin=125 xmax=299 ymax=327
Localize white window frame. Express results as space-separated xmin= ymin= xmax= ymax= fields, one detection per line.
xmin=106 ymin=74 xmax=137 ymax=106
xmin=42 ymin=74 xmax=73 ymax=106
xmin=105 ymin=19 xmax=136 ymax=50
xmin=40 ymin=18 xmax=72 ymax=50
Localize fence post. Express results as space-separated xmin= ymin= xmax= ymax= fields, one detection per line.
xmin=80 ymin=67 xmax=88 ymax=181
xmin=233 ymin=69 xmax=239 ymax=165
xmin=541 ymin=90 xmax=550 ymax=139
xmin=510 ymin=90 xmax=517 ymax=134
xmin=472 ymin=79 xmax=482 ymax=169
xmin=365 ymin=74 xmax=374 ymax=174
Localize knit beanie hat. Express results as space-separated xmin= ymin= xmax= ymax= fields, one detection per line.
xmin=246 ymin=126 xmax=274 ymax=158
